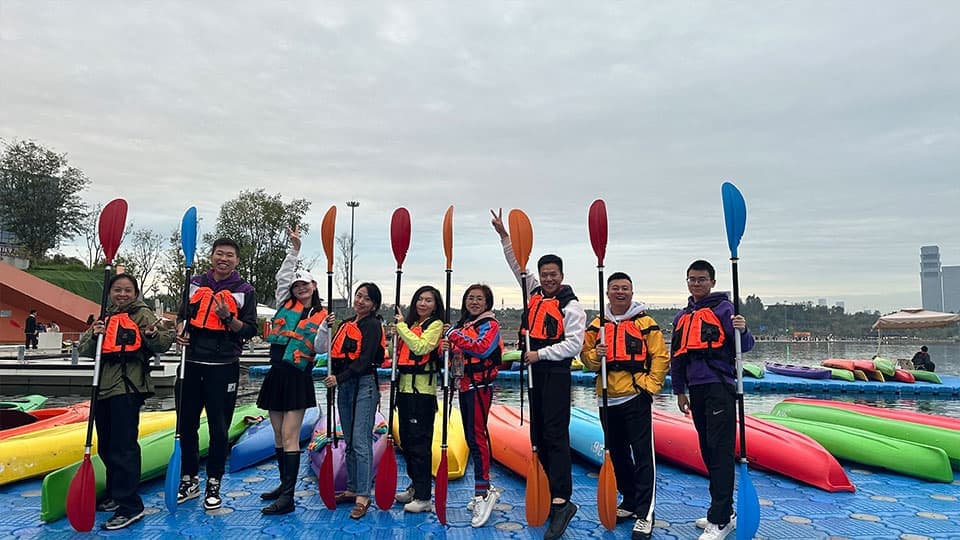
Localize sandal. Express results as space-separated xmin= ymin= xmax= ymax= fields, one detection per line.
xmin=335 ymin=492 xmax=357 ymax=504
xmin=349 ymin=499 xmax=371 ymax=519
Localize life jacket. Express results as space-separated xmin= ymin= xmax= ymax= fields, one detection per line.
xmin=672 ymin=300 xmax=727 ymax=358
xmin=187 ymin=286 xmax=238 ymax=331
xmin=101 ymin=312 xmax=143 ymax=358
xmin=459 ymin=316 xmax=504 ymax=375
xmin=266 ymin=298 xmax=327 ymax=371
xmin=602 ymin=316 xmax=651 ymax=373
xmin=524 ymin=285 xmax=577 ymax=351
xmin=396 ymin=317 xmax=441 ymax=374
xmin=331 ymin=318 xmax=386 ymax=365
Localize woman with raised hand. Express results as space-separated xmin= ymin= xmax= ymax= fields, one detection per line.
xmin=324 ymin=282 xmax=386 ymax=520
xmin=257 ymin=226 xmax=328 ymax=515
xmin=392 ymin=285 xmax=445 ymax=513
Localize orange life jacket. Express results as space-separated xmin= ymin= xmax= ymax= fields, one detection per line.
xmin=188 ymin=287 xmax=238 ymax=331
xmin=525 ymin=289 xmax=576 ymax=350
xmin=331 ymin=319 xmax=386 ymax=364
xmin=101 ymin=312 xmax=143 ymax=357
xmin=672 ymin=307 xmax=726 ymax=357
xmin=602 ymin=316 xmax=651 ymax=373
xmin=396 ymin=318 xmax=441 ymax=374
xmin=459 ymin=317 xmax=504 ymax=374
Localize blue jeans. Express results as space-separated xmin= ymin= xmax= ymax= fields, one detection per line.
xmin=337 ymin=374 xmax=379 ymax=497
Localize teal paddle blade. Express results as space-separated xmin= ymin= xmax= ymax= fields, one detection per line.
xmin=721 ymin=182 xmax=746 ymax=258
xmin=736 ymin=461 xmax=760 ymax=539
xmin=164 ymin=438 xmax=181 ymax=513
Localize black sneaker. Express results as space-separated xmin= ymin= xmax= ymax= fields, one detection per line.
xmin=101 ymin=510 xmax=144 ymax=530
xmin=96 ymin=498 xmax=119 ymax=512
xmin=204 ymin=477 xmax=222 ymax=510
xmin=177 ymin=475 xmax=200 ymax=504
xmin=544 ymin=501 xmax=578 ymax=540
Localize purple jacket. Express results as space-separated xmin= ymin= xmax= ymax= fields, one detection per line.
xmin=669 ymin=291 xmax=754 ymax=394
xmin=178 ymin=270 xmax=258 ymax=362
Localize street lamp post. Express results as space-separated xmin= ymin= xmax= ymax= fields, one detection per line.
xmin=347 ymin=201 xmax=359 ymax=300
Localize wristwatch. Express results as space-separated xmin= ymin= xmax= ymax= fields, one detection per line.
xmin=221 ymin=314 xmax=235 ymax=325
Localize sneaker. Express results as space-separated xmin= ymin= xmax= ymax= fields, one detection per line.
xmin=395 ymin=486 xmax=415 ymax=504
xmin=632 ymin=516 xmax=653 ymax=540
xmin=96 ymin=498 xmax=119 ymax=512
xmin=101 ymin=510 xmax=144 ymax=530
xmin=617 ymin=507 xmax=637 ymax=523
xmin=698 ymin=520 xmax=735 ymax=540
xmin=177 ymin=475 xmax=200 ymax=504
xmin=403 ymin=499 xmax=433 ymax=513
xmin=203 ymin=477 xmax=222 ymax=510
xmin=696 ymin=512 xmax=736 ymax=529
xmin=544 ymin=501 xmax=578 ymax=540
xmin=467 ymin=484 xmax=499 ymax=510
xmin=471 ymin=490 xmax=500 ymax=528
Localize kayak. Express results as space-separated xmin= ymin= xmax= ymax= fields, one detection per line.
xmin=0 ymin=394 xmax=47 ymax=411
xmin=909 ymin=370 xmax=942 ymax=384
xmin=892 ymin=369 xmax=915 ymax=383
xmin=569 ymin=407 xmax=853 ymax=492
xmin=754 ymin=414 xmax=954 ymax=483
xmin=487 ymin=404 xmax=533 ymax=477
xmin=40 ymin=403 xmax=263 ymax=522
xmin=306 ymin=410 xmax=388 ymax=493
xmin=770 ymin=401 xmax=960 ymax=468
xmin=821 ymin=360 xmax=869 ymax=382
xmin=852 ymin=369 xmax=868 ymax=381
xmin=826 ymin=368 xmax=855 ymax=382
xmin=871 ymin=357 xmax=896 ymax=377
xmin=822 ymin=358 xmax=856 ymax=371
xmin=782 ymin=398 xmax=960 ymax=432
xmin=0 ymin=410 xmax=177 ymax=486
xmin=228 ymin=406 xmax=320 ymax=472
xmin=862 ymin=369 xmax=885 ymax=382
xmin=742 ymin=362 xmax=764 ymax=379
xmin=764 ymin=362 xmax=831 ymax=379
xmin=391 ymin=402 xmax=469 ymax=480
xmin=0 ymin=402 xmax=91 ymax=440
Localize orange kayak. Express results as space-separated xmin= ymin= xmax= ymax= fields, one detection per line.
xmin=0 ymin=402 xmax=91 ymax=440
xmin=488 ymin=404 xmax=533 ymax=477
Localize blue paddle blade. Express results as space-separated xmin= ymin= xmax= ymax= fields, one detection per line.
xmin=164 ymin=439 xmax=182 ymax=514
xmin=180 ymin=207 xmax=198 ymax=269
xmin=736 ymin=461 xmax=760 ymax=540
xmin=721 ymin=182 xmax=747 ymax=258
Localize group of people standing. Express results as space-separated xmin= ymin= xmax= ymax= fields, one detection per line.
xmin=75 ymin=210 xmax=754 ymax=540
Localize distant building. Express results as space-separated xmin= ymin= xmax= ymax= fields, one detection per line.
xmin=920 ymin=246 xmax=944 ymax=311
xmin=943 ymin=265 xmax=960 ymax=313
xmin=817 ymin=298 xmax=827 ymax=307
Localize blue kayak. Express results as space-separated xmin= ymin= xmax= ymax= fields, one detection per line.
xmin=228 ymin=406 xmax=320 ymax=472
xmin=569 ymin=407 xmax=604 ymax=467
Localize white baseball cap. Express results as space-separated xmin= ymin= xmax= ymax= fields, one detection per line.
xmin=293 ymin=270 xmax=315 ymax=285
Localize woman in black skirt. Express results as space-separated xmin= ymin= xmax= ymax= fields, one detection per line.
xmin=257 ymin=225 xmax=328 ymax=515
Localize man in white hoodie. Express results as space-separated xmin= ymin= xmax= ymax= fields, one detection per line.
xmin=581 ymin=272 xmax=670 ymax=540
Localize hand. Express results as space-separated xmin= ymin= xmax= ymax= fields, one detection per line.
xmin=490 ymin=208 xmax=508 ymax=239
xmin=324 ymin=375 xmax=338 ymax=388
xmin=214 ymin=296 xmax=232 ymax=320
xmin=144 ymin=321 xmax=159 ymax=338
xmin=91 ymin=320 xmax=106 ymax=336
xmin=394 ymin=306 xmax=403 ymax=323
xmin=175 ymin=321 xmax=190 ymax=346
xmin=677 ymin=394 xmax=690 ymax=414
xmin=287 ymin=225 xmax=302 ymax=252
xmin=440 ymin=339 xmax=450 ymax=352
xmin=326 ymin=313 xmax=336 ymax=326
xmin=732 ymin=314 xmax=747 ymax=331
xmin=596 ymin=343 xmax=607 ymax=358
xmin=524 ymin=350 xmax=540 ymax=364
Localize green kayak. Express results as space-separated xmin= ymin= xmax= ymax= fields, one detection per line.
xmin=909 ymin=370 xmax=942 ymax=384
xmin=40 ymin=403 xmax=265 ymax=522
xmin=742 ymin=362 xmax=764 ymax=379
xmin=0 ymin=394 xmax=47 ymax=411
xmin=770 ymin=401 xmax=960 ymax=469
xmin=754 ymin=414 xmax=954 ymax=482
xmin=827 ymin=368 xmax=855 ymax=382
xmin=871 ymin=357 xmax=896 ymax=377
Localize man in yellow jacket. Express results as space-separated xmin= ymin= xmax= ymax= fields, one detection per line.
xmin=581 ymin=272 xmax=670 ymax=540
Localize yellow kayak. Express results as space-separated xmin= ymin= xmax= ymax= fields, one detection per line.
xmin=391 ymin=401 xmax=469 ymax=480
xmin=0 ymin=410 xmax=176 ymax=485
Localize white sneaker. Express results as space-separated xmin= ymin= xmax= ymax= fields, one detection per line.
xmin=403 ymin=499 xmax=433 ymax=513
xmin=395 ymin=486 xmax=415 ymax=504
xmin=632 ymin=517 xmax=653 ymax=540
xmin=471 ymin=490 xmax=500 ymax=528
xmin=467 ymin=485 xmax=499 ymax=510
xmin=696 ymin=512 xmax=736 ymax=529
xmin=698 ymin=520 xmax=735 ymax=540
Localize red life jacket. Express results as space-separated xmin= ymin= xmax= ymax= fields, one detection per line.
xmin=602 ymin=316 xmax=651 ymax=373
xmin=188 ymin=287 xmax=238 ymax=331
xmin=396 ymin=317 xmax=441 ymax=374
xmin=673 ymin=307 xmax=726 ymax=357
xmin=101 ymin=312 xmax=143 ymax=357
xmin=459 ymin=317 xmax=503 ymax=375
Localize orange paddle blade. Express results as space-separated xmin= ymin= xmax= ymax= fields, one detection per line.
xmin=321 ymin=205 xmax=337 ymax=273
xmin=508 ymin=209 xmax=533 ymax=271
xmin=524 ymin=451 xmax=550 ymax=527
xmin=65 ymin=456 xmax=95 ymax=532
xmin=442 ymin=205 xmax=454 ymax=270
xmin=374 ymin=441 xmax=398 ymax=510
xmin=598 ymin=451 xmax=618 ymax=530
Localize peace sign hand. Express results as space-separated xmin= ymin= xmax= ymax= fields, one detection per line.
xmin=213 ymin=295 xmax=232 ymax=320
xmin=287 ymin=225 xmax=302 ymax=251
xmin=490 ymin=208 xmax=508 ymax=239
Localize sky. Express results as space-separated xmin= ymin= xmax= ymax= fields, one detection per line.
xmin=2 ymin=2 xmax=959 ymax=314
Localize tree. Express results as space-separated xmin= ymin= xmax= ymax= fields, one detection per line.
xmin=115 ymin=226 xmax=165 ymax=292
xmin=80 ymin=202 xmax=104 ymax=268
xmin=334 ymin=232 xmax=352 ymax=300
xmin=205 ymin=189 xmax=311 ymax=307
xmin=0 ymin=140 xmax=89 ymax=260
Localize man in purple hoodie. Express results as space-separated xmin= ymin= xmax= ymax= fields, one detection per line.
xmin=175 ymin=238 xmax=258 ymax=511
xmin=670 ymin=260 xmax=753 ymax=540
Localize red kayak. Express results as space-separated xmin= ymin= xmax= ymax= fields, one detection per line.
xmin=0 ymin=402 xmax=91 ymax=440
xmin=488 ymin=404 xmax=533 ymax=477
xmin=892 ymin=369 xmax=916 ymax=383
xmin=783 ymin=397 xmax=960 ymax=432
xmin=824 ymin=359 xmax=884 ymax=381
xmin=652 ymin=410 xmax=854 ymax=492
xmin=822 ymin=358 xmax=855 ymax=371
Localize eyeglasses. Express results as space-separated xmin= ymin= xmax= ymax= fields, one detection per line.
xmin=686 ymin=276 xmax=712 ymax=284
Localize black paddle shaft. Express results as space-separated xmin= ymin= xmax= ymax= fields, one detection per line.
xmin=731 ymin=257 xmax=748 ymax=461
xmin=387 ymin=269 xmax=402 ymax=434
xmin=327 ymin=271 xmax=335 ymax=444
xmin=82 ymin=263 xmax=114 ymax=448
xmin=597 ymin=264 xmax=611 ymax=449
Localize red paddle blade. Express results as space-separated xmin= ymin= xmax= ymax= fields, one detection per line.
xmin=98 ymin=198 xmax=128 ymax=264
xmin=435 ymin=452 xmax=449 ymax=524
xmin=318 ymin=445 xmax=336 ymax=509
xmin=374 ymin=442 xmax=398 ymax=510
xmin=524 ymin=453 xmax=550 ymax=527
xmin=442 ymin=205 xmax=454 ymax=270
xmin=8 ymin=319 xmax=21 ymax=329
xmin=390 ymin=208 xmax=411 ymax=268
xmin=508 ymin=209 xmax=533 ymax=271
xmin=588 ymin=199 xmax=608 ymax=265
xmin=66 ymin=456 xmax=95 ymax=532
xmin=321 ymin=205 xmax=337 ymax=273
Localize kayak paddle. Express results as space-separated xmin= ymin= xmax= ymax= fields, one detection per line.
xmin=66 ymin=198 xmax=127 ymax=532
xmin=589 ymin=199 xmax=617 ymax=531
xmin=375 ymin=207 xmax=410 ymax=510
xmin=721 ymin=181 xmax=760 ymax=540
xmin=318 ymin=205 xmax=337 ymax=510
xmin=435 ymin=205 xmax=454 ymax=525
xmin=164 ymin=206 xmax=197 ymax=514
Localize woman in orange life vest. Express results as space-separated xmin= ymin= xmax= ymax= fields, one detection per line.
xmin=79 ymin=273 xmax=174 ymax=531
xmin=256 ymin=226 xmax=328 ymax=515
xmin=323 ymin=282 xmax=386 ymax=520
xmin=391 ymin=285 xmax=445 ymax=513
xmin=442 ymin=283 xmax=503 ymax=528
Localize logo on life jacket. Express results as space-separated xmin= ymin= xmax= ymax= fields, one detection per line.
xmin=188 ymin=287 xmax=238 ymax=331
xmin=672 ymin=307 xmax=726 ymax=357
xmin=101 ymin=313 xmax=143 ymax=357
xmin=267 ymin=299 xmax=327 ymax=370
xmin=601 ymin=316 xmax=652 ymax=373
xmin=396 ymin=318 xmax=441 ymax=374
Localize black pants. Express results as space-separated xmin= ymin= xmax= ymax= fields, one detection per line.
xmin=95 ymin=393 xmax=145 ymax=515
xmin=25 ymin=333 xmax=38 ymax=349
xmin=396 ymin=392 xmax=437 ymax=501
xmin=530 ymin=367 xmax=572 ymax=501
xmin=600 ymin=393 xmax=656 ymax=519
xmin=176 ymin=361 xmax=239 ymax=479
xmin=689 ymin=382 xmax=735 ymax=525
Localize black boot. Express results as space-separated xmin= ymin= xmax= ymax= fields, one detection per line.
xmin=260 ymin=448 xmax=284 ymax=501
xmin=262 ymin=451 xmax=299 ymax=515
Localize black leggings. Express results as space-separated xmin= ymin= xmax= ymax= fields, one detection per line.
xmin=396 ymin=392 xmax=437 ymax=501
